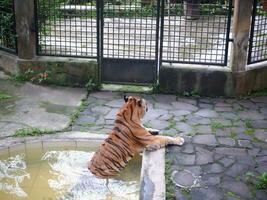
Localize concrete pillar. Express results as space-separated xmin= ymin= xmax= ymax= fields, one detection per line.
xmin=230 ymin=0 xmax=253 ymax=72
xmin=14 ymin=0 xmax=36 ymax=59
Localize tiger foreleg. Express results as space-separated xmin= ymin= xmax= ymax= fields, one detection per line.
xmin=145 ymin=136 xmax=184 ymax=151
xmin=145 ymin=127 xmax=160 ymax=135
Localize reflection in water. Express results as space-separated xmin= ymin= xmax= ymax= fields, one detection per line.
xmin=0 ymin=154 xmax=30 ymax=197
xmin=0 ymin=147 xmax=140 ymax=200
xmin=42 ymin=151 xmax=139 ymax=200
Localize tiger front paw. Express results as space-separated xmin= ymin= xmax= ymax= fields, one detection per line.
xmin=174 ymin=137 xmax=185 ymax=146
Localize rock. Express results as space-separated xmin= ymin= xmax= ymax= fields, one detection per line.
xmin=191 ymin=187 xmax=223 ymax=200
xmin=215 ymin=147 xmax=247 ymax=156
xmin=218 ymin=137 xmax=235 ymax=146
xmin=171 ymin=102 xmax=198 ymax=111
xmin=221 ymin=181 xmax=251 ymax=198
xmin=195 ymin=147 xmax=213 ymax=165
xmin=194 ymin=125 xmax=213 ymax=134
xmin=195 ymin=109 xmax=219 ymax=118
xmin=254 ymin=129 xmax=267 ymax=142
xmin=225 ymin=163 xmax=249 ymax=177
xmin=192 ymin=134 xmax=217 ymax=146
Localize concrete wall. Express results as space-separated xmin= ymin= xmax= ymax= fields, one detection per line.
xmin=159 ymin=63 xmax=267 ymax=96
xmin=18 ymin=57 xmax=98 ymax=87
xmin=0 ymin=51 xmax=19 ymax=75
xmin=159 ymin=64 xmax=234 ymax=96
xmin=0 ymin=51 xmax=98 ymax=87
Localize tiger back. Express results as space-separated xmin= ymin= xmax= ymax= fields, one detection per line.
xmin=88 ymin=96 xmax=147 ymax=178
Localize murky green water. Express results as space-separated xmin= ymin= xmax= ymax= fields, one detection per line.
xmin=0 ymin=141 xmax=141 ymax=200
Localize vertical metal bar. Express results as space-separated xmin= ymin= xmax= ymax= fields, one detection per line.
xmin=224 ymin=0 xmax=233 ymax=66
xmin=97 ymin=0 xmax=103 ymax=83
xmin=34 ymin=0 xmax=39 ymax=56
xmin=247 ymin=0 xmax=257 ymax=64
xmin=159 ymin=0 xmax=165 ymax=71
xmin=155 ymin=0 xmax=161 ymax=80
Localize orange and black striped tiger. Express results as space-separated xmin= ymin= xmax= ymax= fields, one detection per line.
xmin=88 ymin=95 xmax=185 ymax=178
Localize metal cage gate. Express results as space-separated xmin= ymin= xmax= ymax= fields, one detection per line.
xmin=35 ymin=0 xmax=233 ymax=85
xmin=99 ymin=0 xmax=160 ymax=84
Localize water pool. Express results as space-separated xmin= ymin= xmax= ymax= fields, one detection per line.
xmin=0 ymin=140 xmax=141 ymax=200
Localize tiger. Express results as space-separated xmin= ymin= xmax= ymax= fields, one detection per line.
xmin=88 ymin=95 xmax=185 ymax=178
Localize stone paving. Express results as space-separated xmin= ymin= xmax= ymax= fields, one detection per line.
xmin=72 ymin=91 xmax=267 ymax=200
xmin=0 ymin=72 xmax=86 ymax=138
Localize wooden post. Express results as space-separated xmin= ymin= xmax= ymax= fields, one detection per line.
xmin=14 ymin=0 xmax=36 ymax=59
xmin=230 ymin=0 xmax=253 ymax=72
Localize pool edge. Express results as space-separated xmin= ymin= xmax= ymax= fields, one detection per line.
xmin=140 ymin=148 xmax=165 ymax=200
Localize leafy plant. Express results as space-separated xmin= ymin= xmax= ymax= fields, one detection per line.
xmin=85 ymin=78 xmax=101 ymax=92
xmin=151 ymin=82 xmax=160 ymax=93
xmin=256 ymin=172 xmax=267 ymax=192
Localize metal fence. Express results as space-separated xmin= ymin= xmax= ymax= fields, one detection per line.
xmin=35 ymin=0 xmax=98 ymax=58
xmin=248 ymin=0 xmax=267 ymax=64
xmin=101 ymin=0 xmax=160 ymax=60
xmin=0 ymin=0 xmax=17 ymax=54
xmin=161 ymin=0 xmax=232 ymax=66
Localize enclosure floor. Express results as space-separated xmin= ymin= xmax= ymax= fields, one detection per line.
xmin=0 ymin=69 xmax=267 ymax=199
xmin=72 ymin=91 xmax=267 ymax=200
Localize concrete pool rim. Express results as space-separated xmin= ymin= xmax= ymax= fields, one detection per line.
xmin=0 ymin=131 xmax=165 ymax=200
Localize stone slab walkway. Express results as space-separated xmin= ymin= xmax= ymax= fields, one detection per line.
xmin=72 ymin=91 xmax=267 ymax=200
xmin=0 ymin=72 xmax=86 ymax=138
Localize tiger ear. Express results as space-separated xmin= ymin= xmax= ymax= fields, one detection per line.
xmin=137 ymin=99 xmax=142 ymax=107
xmin=124 ymin=95 xmax=128 ymax=102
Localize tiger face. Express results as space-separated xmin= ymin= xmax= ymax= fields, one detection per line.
xmin=123 ymin=95 xmax=148 ymax=119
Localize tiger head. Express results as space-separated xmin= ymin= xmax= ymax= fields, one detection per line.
xmin=123 ymin=95 xmax=148 ymax=119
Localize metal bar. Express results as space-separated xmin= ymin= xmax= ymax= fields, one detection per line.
xmin=162 ymin=59 xmax=227 ymax=67
xmin=155 ymin=0 xmax=161 ymax=80
xmin=96 ymin=0 xmax=102 ymax=82
xmin=34 ymin=0 xmax=39 ymax=56
xmin=159 ymin=0 xmax=165 ymax=72
xmin=224 ymin=0 xmax=233 ymax=66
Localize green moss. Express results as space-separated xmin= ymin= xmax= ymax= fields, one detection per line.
xmin=244 ymin=120 xmax=253 ymax=129
xmin=230 ymin=131 xmax=237 ymax=140
xmin=225 ymin=191 xmax=241 ymax=199
xmin=14 ymin=127 xmax=53 ymax=137
xmin=181 ymin=188 xmax=191 ymax=196
xmin=211 ymin=120 xmax=226 ymax=131
xmin=165 ymin=152 xmax=175 ymax=200
xmin=244 ymin=129 xmax=255 ymax=136
xmin=69 ymin=100 xmax=89 ymax=126
xmin=0 ymin=91 xmax=12 ymax=100
xmin=79 ymin=122 xmax=96 ymax=127
xmin=168 ymin=118 xmax=176 ymax=129
xmin=40 ymin=101 xmax=77 ymax=115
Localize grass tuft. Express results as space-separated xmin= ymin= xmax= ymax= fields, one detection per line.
xmin=14 ymin=127 xmax=53 ymax=137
